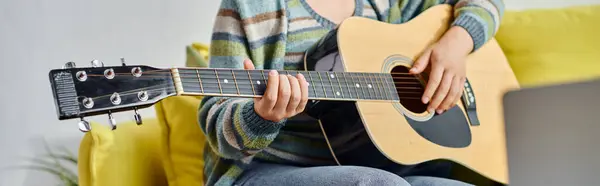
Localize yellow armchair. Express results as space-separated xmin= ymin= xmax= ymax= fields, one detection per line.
xmin=77 ymin=4 xmax=600 ymax=186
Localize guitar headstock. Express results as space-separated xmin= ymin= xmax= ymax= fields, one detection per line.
xmin=48 ymin=58 xmax=176 ymax=131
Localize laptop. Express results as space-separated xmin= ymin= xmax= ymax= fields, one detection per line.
xmin=502 ymin=78 xmax=600 ymax=186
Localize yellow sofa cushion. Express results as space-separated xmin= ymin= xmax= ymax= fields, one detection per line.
xmin=496 ymin=4 xmax=600 ymax=87
xmin=155 ymin=96 xmax=206 ymax=186
xmin=155 ymin=42 xmax=210 ymax=186
xmin=78 ymin=121 xmax=167 ymax=186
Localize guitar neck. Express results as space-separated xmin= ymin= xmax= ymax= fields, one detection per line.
xmin=170 ymin=67 xmax=402 ymax=102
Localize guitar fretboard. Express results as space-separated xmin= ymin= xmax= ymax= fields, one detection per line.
xmin=175 ymin=68 xmax=403 ymax=101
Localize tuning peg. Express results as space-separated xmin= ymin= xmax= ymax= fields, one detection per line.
xmin=108 ymin=112 xmax=117 ymax=130
xmin=121 ymin=57 xmax=126 ymax=66
xmin=91 ymin=59 xmax=104 ymax=67
xmin=63 ymin=61 xmax=76 ymax=69
xmin=78 ymin=118 xmax=91 ymax=132
xmin=134 ymin=108 xmax=142 ymax=125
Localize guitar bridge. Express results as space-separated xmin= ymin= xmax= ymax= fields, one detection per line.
xmin=461 ymin=78 xmax=480 ymax=126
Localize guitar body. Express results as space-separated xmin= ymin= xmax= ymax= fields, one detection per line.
xmin=303 ymin=5 xmax=519 ymax=184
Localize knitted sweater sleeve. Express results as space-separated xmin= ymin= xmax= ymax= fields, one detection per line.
xmin=198 ymin=0 xmax=288 ymax=161
xmin=450 ymin=0 xmax=505 ymax=51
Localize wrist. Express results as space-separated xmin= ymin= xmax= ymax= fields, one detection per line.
xmin=439 ymin=26 xmax=474 ymax=55
xmin=451 ymin=13 xmax=488 ymax=52
xmin=242 ymin=100 xmax=286 ymax=127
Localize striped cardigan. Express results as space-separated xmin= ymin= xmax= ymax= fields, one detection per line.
xmin=198 ymin=0 xmax=504 ymax=185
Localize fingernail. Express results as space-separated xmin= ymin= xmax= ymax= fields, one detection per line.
xmin=297 ymin=73 xmax=305 ymax=79
xmin=422 ymin=97 xmax=429 ymax=104
xmin=269 ymin=70 xmax=278 ymax=76
xmin=436 ymin=109 xmax=443 ymax=114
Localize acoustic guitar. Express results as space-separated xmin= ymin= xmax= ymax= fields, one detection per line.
xmin=47 ymin=5 xmax=518 ymax=184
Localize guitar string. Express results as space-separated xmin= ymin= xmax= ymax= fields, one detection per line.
xmin=82 ymin=73 xmax=425 ymax=99
xmin=79 ymin=69 xmax=427 ymax=100
xmin=85 ymin=74 xmax=425 ymax=90
xmin=86 ymin=73 xmax=422 ymax=81
xmin=78 ymin=76 xmax=425 ymax=102
xmin=82 ymin=87 xmax=422 ymax=104
xmin=81 ymin=75 xmax=425 ymax=98
xmin=89 ymin=69 xmax=424 ymax=87
xmin=79 ymin=84 xmax=425 ymax=104
xmin=179 ymin=84 xmax=423 ymax=96
xmin=105 ymin=70 xmax=419 ymax=76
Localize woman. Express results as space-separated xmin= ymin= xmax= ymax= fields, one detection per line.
xmin=198 ymin=0 xmax=504 ymax=185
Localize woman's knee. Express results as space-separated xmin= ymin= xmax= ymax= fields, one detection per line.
xmin=332 ymin=166 xmax=410 ymax=186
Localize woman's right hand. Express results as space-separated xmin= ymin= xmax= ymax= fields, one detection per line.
xmin=243 ymin=59 xmax=310 ymax=122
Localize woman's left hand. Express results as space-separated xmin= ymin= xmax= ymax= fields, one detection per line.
xmin=409 ymin=26 xmax=474 ymax=114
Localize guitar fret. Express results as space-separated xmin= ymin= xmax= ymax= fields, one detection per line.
xmin=247 ymin=70 xmax=256 ymax=96
xmin=369 ymin=73 xmax=383 ymax=100
xmin=377 ymin=73 xmax=386 ymax=100
xmin=177 ymin=69 xmax=200 ymax=93
xmin=195 ymin=69 xmax=220 ymax=94
xmin=231 ymin=69 xmax=241 ymax=95
xmin=216 ymin=69 xmax=241 ymax=95
xmin=237 ymin=70 xmax=255 ymax=96
xmin=326 ymin=72 xmax=339 ymax=98
xmin=317 ymin=72 xmax=328 ymax=98
xmin=369 ymin=73 xmax=378 ymax=99
xmin=367 ymin=73 xmax=377 ymax=99
xmin=361 ymin=73 xmax=377 ymax=99
xmin=387 ymin=74 xmax=395 ymax=100
xmin=358 ymin=73 xmax=373 ymax=99
xmin=334 ymin=72 xmax=348 ymax=99
xmin=261 ymin=70 xmax=267 ymax=84
xmin=214 ymin=69 xmax=224 ymax=94
xmin=307 ymin=72 xmax=317 ymax=98
xmin=358 ymin=73 xmax=365 ymax=99
xmin=247 ymin=70 xmax=264 ymax=95
xmin=336 ymin=72 xmax=345 ymax=98
xmin=341 ymin=72 xmax=353 ymax=99
xmin=368 ymin=73 xmax=378 ymax=99
xmin=195 ymin=69 xmax=204 ymax=94
xmin=378 ymin=73 xmax=391 ymax=101
xmin=309 ymin=71 xmax=324 ymax=98
xmin=386 ymin=74 xmax=400 ymax=101
xmin=350 ymin=73 xmax=361 ymax=99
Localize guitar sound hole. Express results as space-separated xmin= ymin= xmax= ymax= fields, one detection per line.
xmin=391 ymin=65 xmax=428 ymax=114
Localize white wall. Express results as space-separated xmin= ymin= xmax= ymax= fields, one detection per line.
xmin=1 ymin=0 xmax=598 ymax=185
xmin=0 ymin=0 xmax=219 ymax=185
